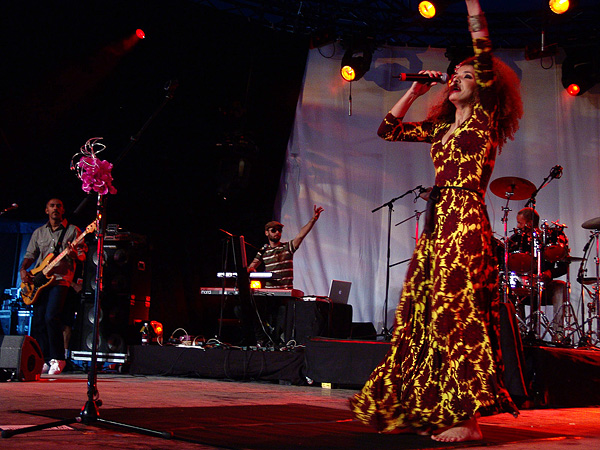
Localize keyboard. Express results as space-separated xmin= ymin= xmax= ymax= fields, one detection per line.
xmin=199 ymin=287 xmax=304 ymax=298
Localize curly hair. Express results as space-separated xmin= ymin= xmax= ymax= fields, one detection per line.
xmin=426 ymin=56 xmax=523 ymax=152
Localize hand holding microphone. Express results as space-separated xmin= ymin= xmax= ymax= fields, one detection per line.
xmin=393 ymin=72 xmax=449 ymax=83
xmin=394 ymin=70 xmax=449 ymax=97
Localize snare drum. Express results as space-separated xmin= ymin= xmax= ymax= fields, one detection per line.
xmin=542 ymin=223 xmax=569 ymax=263
xmin=507 ymin=230 xmax=533 ymax=274
xmin=509 ymin=272 xmax=541 ymax=297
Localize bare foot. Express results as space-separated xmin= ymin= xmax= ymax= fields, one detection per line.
xmin=431 ymin=417 xmax=482 ymax=442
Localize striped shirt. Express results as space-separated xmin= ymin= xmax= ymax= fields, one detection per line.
xmin=251 ymin=241 xmax=297 ymax=289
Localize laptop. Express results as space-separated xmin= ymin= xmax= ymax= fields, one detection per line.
xmin=328 ymin=280 xmax=352 ymax=304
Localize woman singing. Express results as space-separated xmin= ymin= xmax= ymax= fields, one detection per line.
xmin=350 ymin=0 xmax=523 ymax=442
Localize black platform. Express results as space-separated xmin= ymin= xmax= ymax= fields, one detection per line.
xmin=129 ymin=339 xmax=600 ymax=408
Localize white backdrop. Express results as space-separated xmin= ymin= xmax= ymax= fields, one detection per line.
xmin=276 ymin=43 xmax=600 ymax=335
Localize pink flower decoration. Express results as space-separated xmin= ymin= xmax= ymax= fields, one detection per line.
xmin=71 ymin=138 xmax=117 ymax=195
xmin=79 ymin=156 xmax=117 ymax=195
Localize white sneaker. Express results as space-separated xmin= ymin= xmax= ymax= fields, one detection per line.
xmin=42 ymin=362 xmax=50 ymax=374
xmin=48 ymin=359 xmax=66 ymax=375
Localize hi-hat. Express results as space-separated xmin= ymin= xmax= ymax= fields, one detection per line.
xmin=490 ymin=176 xmax=536 ymax=201
xmin=582 ymin=217 xmax=600 ymax=230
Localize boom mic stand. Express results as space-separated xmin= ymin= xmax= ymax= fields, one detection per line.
xmin=2 ymin=194 xmax=172 ymax=440
xmin=3 ymin=81 xmax=179 ymax=441
xmin=372 ymin=185 xmax=424 ymax=340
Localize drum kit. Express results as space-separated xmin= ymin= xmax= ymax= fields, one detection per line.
xmin=490 ymin=176 xmax=600 ymax=347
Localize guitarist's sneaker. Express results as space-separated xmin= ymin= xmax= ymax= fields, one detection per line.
xmin=48 ymin=359 xmax=66 ymax=375
xmin=42 ymin=362 xmax=50 ymax=374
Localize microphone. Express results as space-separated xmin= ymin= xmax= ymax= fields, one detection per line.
xmin=550 ymin=165 xmax=563 ymax=179
xmin=1 ymin=203 xmax=18 ymax=213
xmin=393 ymin=73 xmax=449 ymax=83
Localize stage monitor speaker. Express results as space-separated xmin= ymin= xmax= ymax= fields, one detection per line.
xmin=0 ymin=335 xmax=44 ymax=381
xmin=284 ymin=301 xmax=352 ymax=345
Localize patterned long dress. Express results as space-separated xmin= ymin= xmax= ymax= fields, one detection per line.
xmin=350 ymin=37 xmax=518 ymax=432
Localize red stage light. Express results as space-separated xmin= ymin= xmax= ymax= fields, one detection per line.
xmin=566 ymin=83 xmax=581 ymax=96
xmin=136 ymin=29 xmax=146 ymax=39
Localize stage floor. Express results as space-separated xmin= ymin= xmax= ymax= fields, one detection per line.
xmin=1 ymin=373 xmax=600 ymax=450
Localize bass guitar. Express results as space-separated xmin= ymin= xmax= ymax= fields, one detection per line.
xmin=20 ymin=222 xmax=96 ymax=305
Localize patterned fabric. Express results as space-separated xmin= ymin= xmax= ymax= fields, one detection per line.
xmin=251 ymin=241 xmax=297 ymax=288
xmin=350 ymin=37 xmax=518 ymax=432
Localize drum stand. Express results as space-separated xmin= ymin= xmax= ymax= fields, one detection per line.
xmin=499 ymin=194 xmax=513 ymax=304
xmin=523 ymin=231 xmax=552 ymax=342
xmin=551 ymin=261 xmax=581 ymax=346
xmin=579 ymin=230 xmax=600 ymax=347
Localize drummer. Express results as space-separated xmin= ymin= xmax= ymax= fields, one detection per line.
xmin=509 ymin=207 xmax=568 ymax=317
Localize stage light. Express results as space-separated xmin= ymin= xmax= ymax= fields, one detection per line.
xmin=135 ymin=29 xmax=146 ymax=39
xmin=140 ymin=320 xmax=164 ymax=344
xmin=566 ymin=83 xmax=580 ymax=96
xmin=418 ymin=1 xmax=459 ymax=19
xmin=340 ymin=45 xmax=373 ymax=82
xmin=549 ymin=0 xmax=570 ymax=14
xmin=150 ymin=321 xmax=163 ymax=337
xmin=250 ymin=280 xmax=262 ymax=289
xmin=561 ymin=50 xmax=599 ymax=96
xmin=418 ymin=1 xmax=437 ymax=19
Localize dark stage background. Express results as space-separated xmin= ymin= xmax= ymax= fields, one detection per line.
xmin=0 ymin=0 xmax=309 ymax=336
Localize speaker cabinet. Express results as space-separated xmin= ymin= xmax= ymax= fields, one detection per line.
xmin=83 ymin=233 xmax=151 ymax=305
xmin=74 ymin=231 xmax=151 ymax=353
xmin=0 ymin=335 xmax=44 ymax=381
xmin=284 ymin=301 xmax=352 ymax=345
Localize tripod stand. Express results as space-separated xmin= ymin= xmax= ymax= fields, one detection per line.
xmin=372 ymin=185 xmax=424 ymax=340
xmin=2 ymin=195 xmax=172 ymax=440
xmin=578 ymin=229 xmax=600 ymax=347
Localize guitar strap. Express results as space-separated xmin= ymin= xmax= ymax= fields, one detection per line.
xmin=54 ymin=223 xmax=69 ymax=256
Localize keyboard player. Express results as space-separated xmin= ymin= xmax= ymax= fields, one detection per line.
xmin=247 ymin=204 xmax=324 ymax=288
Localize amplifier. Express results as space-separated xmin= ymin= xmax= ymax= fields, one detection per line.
xmin=0 ymin=310 xmax=33 ymax=336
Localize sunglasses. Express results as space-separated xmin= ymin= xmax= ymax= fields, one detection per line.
xmin=269 ymin=227 xmax=282 ymax=233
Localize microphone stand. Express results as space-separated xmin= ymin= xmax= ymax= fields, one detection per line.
xmin=2 ymin=194 xmax=173 ymax=440
xmin=372 ymin=186 xmax=423 ymax=340
xmin=72 ymin=80 xmax=178 ymax=220
xmin=217 ymin=229 xmax=236 ymax=340
xmin=523 ymin=168 xmax=560 ymax=343
xmin=3 ymin=82 xmax=180 ymax=441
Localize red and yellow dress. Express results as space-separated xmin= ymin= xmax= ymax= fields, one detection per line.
xmin=350 ymin=37 xmax=518 ymax=432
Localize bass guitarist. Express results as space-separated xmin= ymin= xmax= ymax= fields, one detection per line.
xmin=19 ymin=198 xmax=87 ymax=375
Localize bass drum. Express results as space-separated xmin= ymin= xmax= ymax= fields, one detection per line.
xmin=507 ymin=230 xmax=533 ymax=274
xmin=542 ymin=223 xmax=569 ymax=263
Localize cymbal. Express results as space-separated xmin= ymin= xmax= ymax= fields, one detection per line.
xmin=582 ymin=217 xmax=600 ymax=230
xmin=489 ymin=176 xmax=536 ymax=201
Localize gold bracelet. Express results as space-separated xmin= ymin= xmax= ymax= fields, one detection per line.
xmin=468 ymin=13 xmax=487 ymax=33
